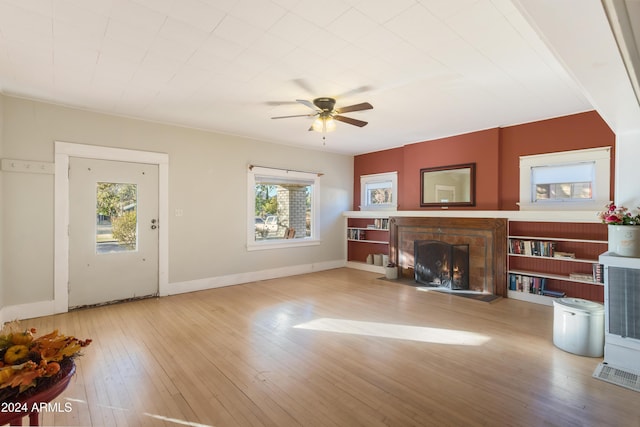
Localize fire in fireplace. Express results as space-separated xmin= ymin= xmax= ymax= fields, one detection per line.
xmin=414 ymin=240 xmax=469 ymax=290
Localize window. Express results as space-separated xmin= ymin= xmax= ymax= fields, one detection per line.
xmin=519 ymin=147 xmax=610 ymax=210
xmin=247 ymin=166 xmax=320 ymax=250
xmin=96 ymin=182 xmax=137 ymax=253
xmin=360 ymin=172 xmax=398 ymax=210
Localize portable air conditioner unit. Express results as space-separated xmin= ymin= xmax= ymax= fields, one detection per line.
xmin=594 ymin=252 xmax=640 ymax=392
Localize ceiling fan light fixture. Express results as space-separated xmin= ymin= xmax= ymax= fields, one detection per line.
xmin=312 ymin=115 xmax=336 ymax=133
xmin=324 ymin=117 xmax=336 ymax=132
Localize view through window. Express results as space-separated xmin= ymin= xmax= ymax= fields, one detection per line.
xmin=360 ymin=172 xmax=398 ymax=210
xmin=248 ymin=166 xmax=319 ymax=248
xmin=532 ymin=163 xmax=594 ymax=201
xmin=519 ymin=147 xmax=610 ymax=210
xmin=96 ymin=182 xmax=137 ymax=253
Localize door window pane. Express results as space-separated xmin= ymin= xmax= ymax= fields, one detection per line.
xmin=96 ymin=182 xmax=137 ymax=253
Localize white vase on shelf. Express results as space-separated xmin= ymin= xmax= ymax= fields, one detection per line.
xmin=608 ymin=225 xmax=640 ymax=257
xmin=373 ymin=254 xmax=383 ymax=266
xmin=385 ymin=266 xmax=398 ymax=280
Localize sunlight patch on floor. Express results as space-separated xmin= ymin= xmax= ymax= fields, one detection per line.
xmin=294 ymin=318 xmax=490 ymax=345
xmin=144 ymin=412 xmax=214 ymax=426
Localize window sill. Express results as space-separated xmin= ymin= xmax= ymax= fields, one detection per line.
xmin=358 ymin=204 xmax=398 ymax=211
xmin=517 ymin=200 xmax=606 ymax=211
xmin=247 ymin=238 xmax=321 ymax=251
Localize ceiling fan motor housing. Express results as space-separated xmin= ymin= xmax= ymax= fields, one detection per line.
xmin=313 ymin=97 xmax=336 ymax=112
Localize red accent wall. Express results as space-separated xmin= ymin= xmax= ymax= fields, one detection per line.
xmin=353 ymin=147 xmax=403 ymax=210
xmin=353 ymin=111 xmax=615 ymax=211
xmin=499 ymin=111 xmax=615 ymax=209
xmin=402 ymin=129 xmax=500 ymax=210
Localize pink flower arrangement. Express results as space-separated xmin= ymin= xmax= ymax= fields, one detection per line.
xmin=597 ymin=202 xmax=640 ymax=225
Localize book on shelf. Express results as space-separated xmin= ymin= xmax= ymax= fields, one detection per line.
xmin=373 ymin=218 xmax=389 ymax=230
xmin=509 ymin=273 xmax=547 ymax=295
xmin=569 ymin=272 xmax=594 ymax=282
xmin=347 ymin=229 xmax=366 ymax=240
xmin=554 ymin=251 xmax=575 ymax=259
xmin=509 ymin=273 xmax=566 ymax=297
xmin=508 ymin=239 xmax=556 ymax=257
xmin=541 ymin=289 xmax=566 ymax=298
xmin=592 ymin=263 xmax=604 ymax=284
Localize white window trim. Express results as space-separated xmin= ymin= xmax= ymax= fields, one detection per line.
xmin=247 ymin=166 xmax=320 ymax=251
xmin=360 ymin=171 xmax=398 ymax=211
xmin=519 ymin=147 xmax=610 ymax=211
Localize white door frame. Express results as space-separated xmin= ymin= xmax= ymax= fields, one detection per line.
xmin=54 ymin=141 xmax=169 ymax=314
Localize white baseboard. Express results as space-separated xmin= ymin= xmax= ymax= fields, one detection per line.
xmin=507 ymin=290 xmax=555 ymax=306
xmin=345 ymin=261 xmax=385 ymax=274
xmin=1 ymin=260 xmax=346 ymax=322
xmin=162 ymin=259 xmax=345 ymax=296
xmin=1 ymin=300 xmax=57 ymax=324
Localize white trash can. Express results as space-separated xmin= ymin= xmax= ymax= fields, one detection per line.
xmin=552 ymin=298 xmax=604 ymax=357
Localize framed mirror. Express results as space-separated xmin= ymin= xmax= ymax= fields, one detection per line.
xmin=420 ymin=163 xmax=476 ymax=207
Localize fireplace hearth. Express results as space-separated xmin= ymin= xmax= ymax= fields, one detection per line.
xmin=415 ymin=240 xmax=469 ymax=290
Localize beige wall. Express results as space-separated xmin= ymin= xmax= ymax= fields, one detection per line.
xmin=0 ymin=94 xmax=4 ymax=309
xmin=1 ymin=95 xmax=353 ymax=307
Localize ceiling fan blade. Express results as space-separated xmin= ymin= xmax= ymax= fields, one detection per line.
xmin=265 ymin=101 xmax=300 ymax=106
xmin=292 ymin=78 xmax=315 ymax=95
xmin=335 ymin=102 xmax=373 ymax=114
xmin=271 ymin=114 xmax=316 ymax=119
xmin=334 ymin=115 xmax=368 ymax=127
xmin=335 ymin=85 xmax=374 ymax=99
xmin=296 ymin=99 xmax=317 ymax=111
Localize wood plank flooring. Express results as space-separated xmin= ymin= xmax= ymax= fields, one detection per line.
xmin=20 ymin=268 xmax=640 ymax=426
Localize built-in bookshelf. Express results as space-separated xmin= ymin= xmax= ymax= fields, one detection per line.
xmin=507 ymin=220 xmax=608 ymax=306
xmin=346 ymin=215 xmax=390 ymax=273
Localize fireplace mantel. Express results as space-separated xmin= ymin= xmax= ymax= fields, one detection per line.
xmin=389 ymin=217 xmax=508 ymax=296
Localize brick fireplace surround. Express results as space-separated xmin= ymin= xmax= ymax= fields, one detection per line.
xmin=389 ymin=217 xmax=508 ymax=297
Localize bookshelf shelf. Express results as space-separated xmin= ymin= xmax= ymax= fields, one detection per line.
xmin=507 ymin=220 xmax=608 ymax=304
xmin=347 ymin=238 xmax=388 ymax=244
xmin=507 ymin=253 xmax=598 ymax=264
xmin=508 ymin=235 xmax=606 ymax=244
xmin=508 ymin=269 xmax=603 ymax=285
xmin=349 ymin=227 xmax=390 ymax=231
xmin=345 ymin=215 xmax=391 ymax=271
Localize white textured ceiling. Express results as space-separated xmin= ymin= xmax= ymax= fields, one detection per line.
xmin=0 ymin=0 xmax=603 ymax=154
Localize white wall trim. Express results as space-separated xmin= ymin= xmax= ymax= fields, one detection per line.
xmin=518 ymin=146 xmax=611 ymax=211
xmin=163 ymin=260 xmax=345 ymax=296
xmin=342 ymin=210 xmax=602 ymax=222
xmin=54 ymin=142 xmax=169 ymax=315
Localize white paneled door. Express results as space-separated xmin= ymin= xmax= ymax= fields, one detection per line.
xmin=68 ymin=157 xmax=159 ymax=308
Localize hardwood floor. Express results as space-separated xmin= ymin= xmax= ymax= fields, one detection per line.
xmin=22 ymin=268 xmax=640 ymax=426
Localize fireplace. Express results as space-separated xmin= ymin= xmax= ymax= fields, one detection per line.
xmin=389 ymin=217 xmax=507 ymax=297
xmin=414 ymin=240 xmax=469 ymax=290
